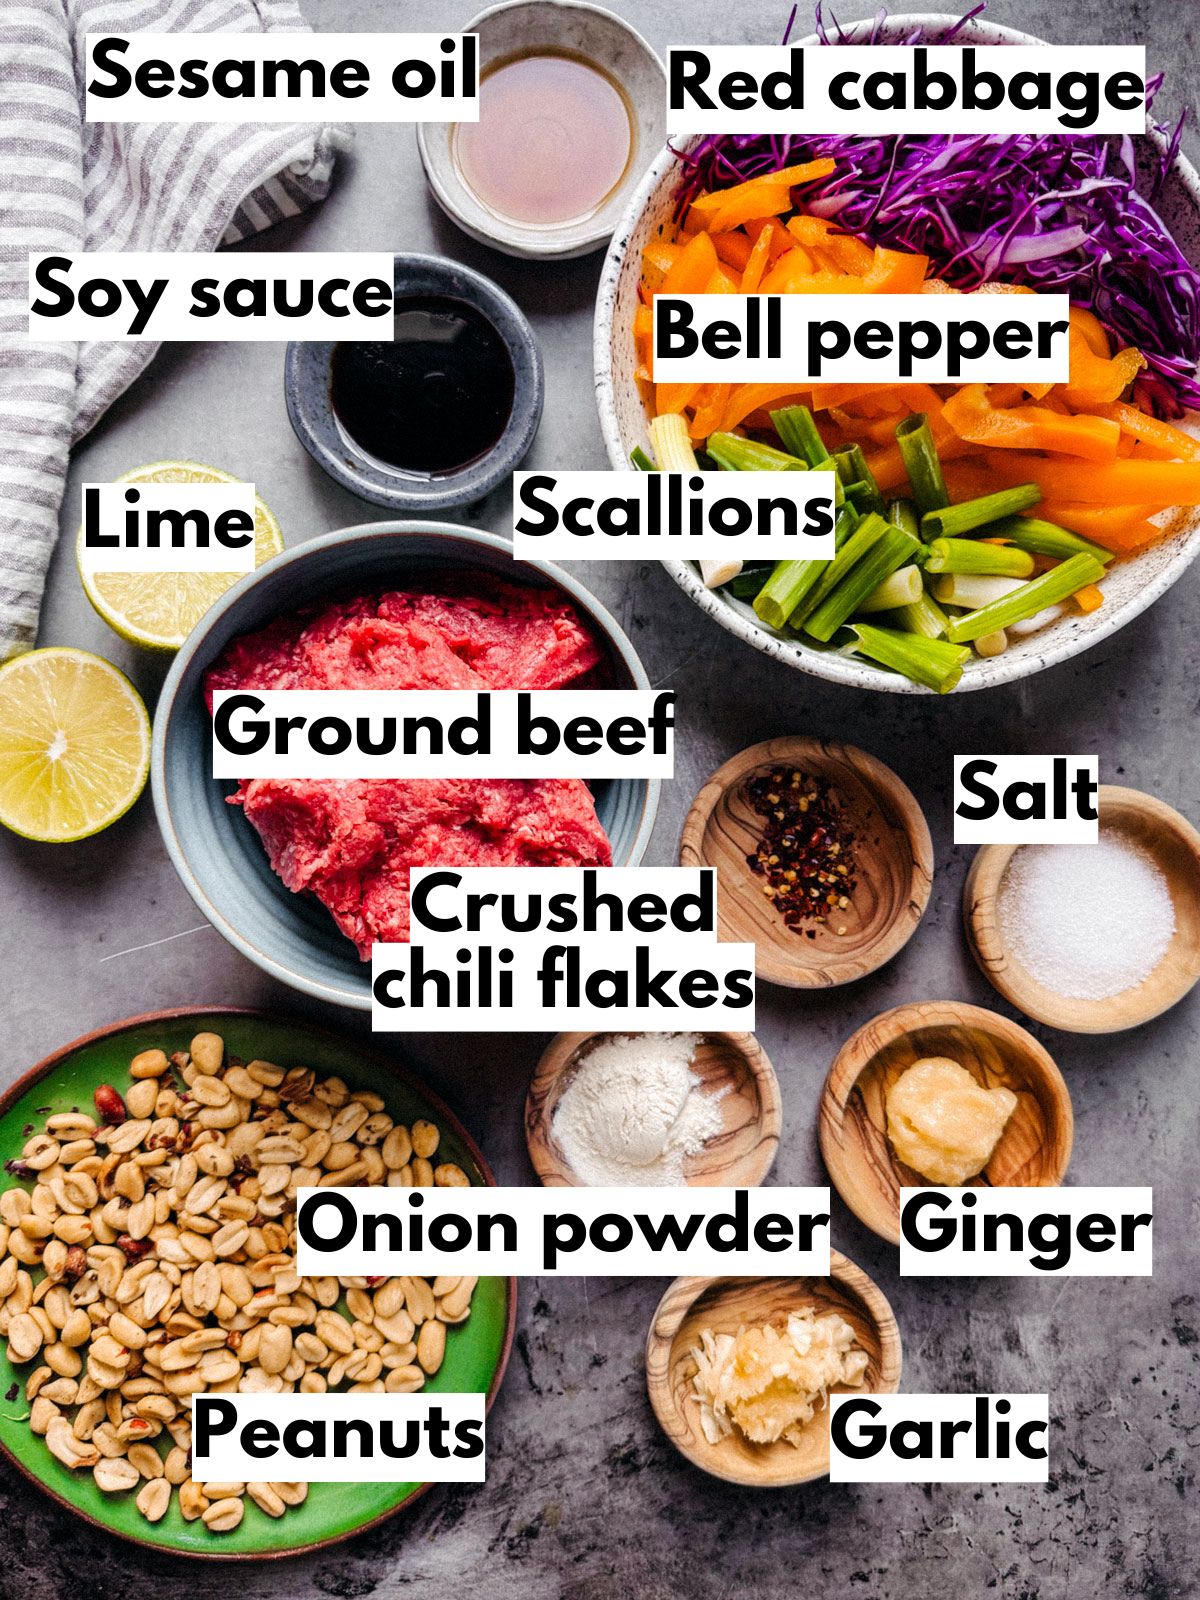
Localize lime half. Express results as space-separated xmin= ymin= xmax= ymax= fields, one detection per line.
xmin=0 ymin=648 xmax=150 ymax=842
xmin=78 ymin=461 xmax=283 ymax=651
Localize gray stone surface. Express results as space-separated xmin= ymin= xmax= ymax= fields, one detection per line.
xmin=1 ymin=2 xmax=1198 ymax=1596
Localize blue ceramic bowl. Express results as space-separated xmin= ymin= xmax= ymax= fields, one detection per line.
xmin=285 ymin=254 xmax=543 ymax=511
xmin=152 ymin=522 xmax=660 ymax=1011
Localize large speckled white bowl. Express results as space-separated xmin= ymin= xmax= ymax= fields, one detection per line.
xmin=593 ymin=14 xmax=1200 ymax=694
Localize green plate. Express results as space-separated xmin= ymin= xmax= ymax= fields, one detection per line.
xmin=0 ymin=1008 xmax=514 ymax=1560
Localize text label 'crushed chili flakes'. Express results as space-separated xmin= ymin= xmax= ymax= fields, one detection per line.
xmin=745 ymin=767 xmax=858 ymax=937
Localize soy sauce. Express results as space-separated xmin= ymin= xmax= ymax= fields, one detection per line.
xmin=330 ymin=296 xmax=514 ymax=476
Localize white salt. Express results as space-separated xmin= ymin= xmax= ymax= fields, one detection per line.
xmin=997 ymin=830 xmax=1176 ymax=1001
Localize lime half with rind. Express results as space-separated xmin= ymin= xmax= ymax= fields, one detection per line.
xmin=78 ymin=461 xmax=283 ymax=651
xmin=0 ymin=647 xmax=150 ymax=841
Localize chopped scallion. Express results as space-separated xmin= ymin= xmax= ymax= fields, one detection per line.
xmin=707 ymin=433 xmax=808 ymax=472
xmin=925 ymin=538 xmax=1036 ymax=578
xmin=895 ymin=413 xmax=949 ymax=514
xmin=944 ymin=554 xmax=1106 ymax=643
xmin=858 ymin=563 xmax=924 ymax=614
xmin=843 ymin=622 xmax=970 ymax=693
xmin=921 ymin=484 xmax=1042 ymax=539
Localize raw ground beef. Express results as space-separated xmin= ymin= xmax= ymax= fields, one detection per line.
xmin=205 ymin=577 xmax=614 ymax=958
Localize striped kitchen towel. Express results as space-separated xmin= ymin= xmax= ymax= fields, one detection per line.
xmin=0 ymin=0 xmax=349 ymax=659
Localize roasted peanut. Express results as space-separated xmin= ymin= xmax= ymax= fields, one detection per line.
xmin=94 ymin=1455 xmax=139 ymax=1492
xmin=137 ymin=1478 xmax=172 ymax=1522
xmin=417 ymin=1319 xmax=446 ymax=1375
xmin=247 ymin=1482 xmax=286 ymax=1517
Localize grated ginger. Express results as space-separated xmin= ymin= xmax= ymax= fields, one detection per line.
xmin=688 ymin=1308 xmax=869 ymax=1448
xmin=886 ymin=1057 xmax=1018 ymax=1186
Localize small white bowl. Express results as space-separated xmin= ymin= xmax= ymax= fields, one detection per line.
xmin=418 ymin=0 xmax=665 ymax=260
xmin=592 ymin=13 xmax=1200 ymax=694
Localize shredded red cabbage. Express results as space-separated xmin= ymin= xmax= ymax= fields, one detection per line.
xmin=675 ymin=7 xmax=1200 ymax=415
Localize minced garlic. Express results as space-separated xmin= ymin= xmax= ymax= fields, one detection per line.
xmin=688 ymin=1308 xmax=869 ymax=1448
xmin=886 ymin=1056 xmax=1018 ymax=1186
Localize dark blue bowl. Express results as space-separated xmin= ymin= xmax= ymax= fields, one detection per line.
xmin=285 ymin=254 xmax=544 ymax=511
xmin=151 ymin=522 xmax=659 ymax=1011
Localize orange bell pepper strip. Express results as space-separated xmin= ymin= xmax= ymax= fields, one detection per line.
xmin=942 ymin=459 xmax=1008 ymax=503
xmin=1092 ymin=522 xmax=1162 ymax=553
xmin=1070 ymin=583 xmax=1105 ymax=613
xmin=943 ymin=384 xmax=1120 ymax=462
xmin=811 ymin=383 xmax=883 ymax=412
xmin=641 ymin=239 xmax=680 ymax=293
xmin=864 ymin=443 xmax=910 ymax=494
xmin=719 ymin=384 xmax=815 ymax=434
xmin=1093 ymin=402 xmax=1200 ymax=461
xmin=654 ymin=382 xmax=700 ymax=416
xmin=702 ymin=184 xmax=797 ymax=233
xmin=810 ymin=382 xmax=925 ymax=411
xmin=704 ymin=264 xmax=741 ymax=294
xmin=753 ymin=159 xmax=838 ymax=189
xmin=758 ymin=249 xmax=820 ymax=294
xmin=761 ymin=260 xmax=870 ymax=294
xmin=740 ymin=224 xmax=778 ymax=294
xmin=745 ymin=216 xmax=794 ymax=262
xmin=686 ymin=160 xmax=837 ymax=224
xmin=1061 ymin=327 xmax=1146 ymax=408
xmin=710 ymin=231 xmax=754 ymax=271
xmin=831 ymin=406 xmax=915 ymax=444
xmin=1060 ymin=517 xmax=1162 ymax=554
xmin=689 ymin=383 xmax=733 ymax=440
xmin=869 ymin=428 xmax=980 ymax=495
xmin=1067 ymin=305 xmax=1111 ymax=358
xmin=659 ymin=230 xmax=718 ymax=297
xmin=978 ymin=452 xmax=1200 ymax=505
xmin=684 ymin=189 xmax=725 ymax=222
xmin=863 ymin=247 xmax=929 ymax=293
xmin=987 ymin=383 xmax=1027 ymax=409
xmin=1035 ymin=500 xmax=1170 ymax=550
xmin=786 ymin=215 xmax=875 ymax=274
xmin=633 ymin=302 xmax=653 ymax=372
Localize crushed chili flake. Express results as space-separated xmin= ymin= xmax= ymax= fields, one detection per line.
xmin=744 ymin=766 xmax=857 ymax=937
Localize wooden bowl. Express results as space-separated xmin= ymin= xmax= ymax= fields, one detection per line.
xmin=964 ymin=785 xmax=1200 ymax=1033
xmin=819 ymin=1001 xmax=1073 ymax=1246
xmin=645 ymin=1257 xmax=902 ymax=1487
xmin=680 ymin=737 xmax=933 ymax=988
xmin=526 ymin=1031 xmax=780 ymax=1187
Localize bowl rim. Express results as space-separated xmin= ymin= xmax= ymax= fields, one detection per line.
xmin=644 ymin=1256 xmax=903 ymax=1486
xmin=0 ymin=1004 xmax=517 ymax=1561
xmin=416 ymin=0 xmax=666 ymax=261
xmin=284 ymin=252 xmax=544 ymax=510
xmin=962 ymin=783 xmax=1200 ymax=1032
xmin=678 ymin=735 xmax=934 ymax=987
xmin=817 ymin=998 xmax=1075 ymax=1245
xmin=523 ymin=1027 xmax=781 ymax=1187
xmin=592 ymin=11 xmax=1200 ymax=694
xmin=151 ymin=520 xmax=661 ymax=1011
